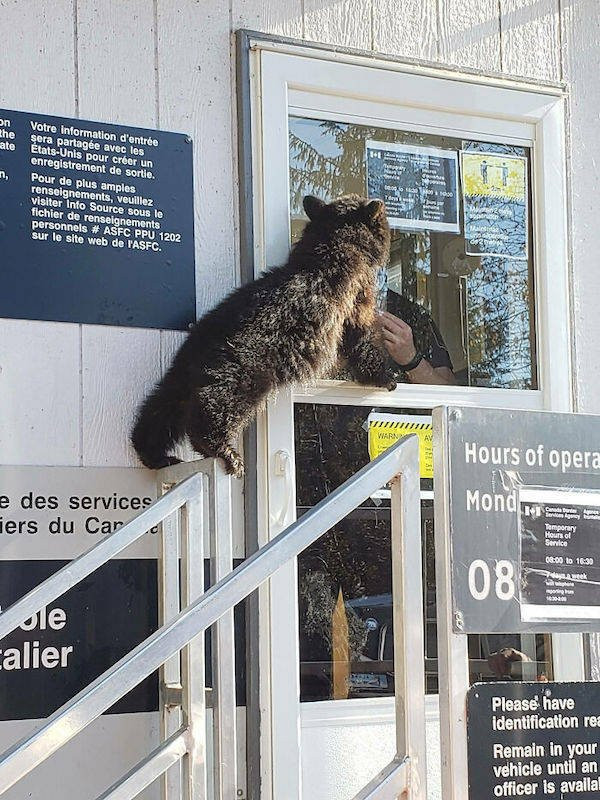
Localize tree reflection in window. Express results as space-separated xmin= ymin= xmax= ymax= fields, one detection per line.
xmin=467 ymin=258 xmax=535 ymax=388
xmin=288 ymin=117 xmax=537 ymax=390
xmin=294 ymin=403 xmax=553 ymax=702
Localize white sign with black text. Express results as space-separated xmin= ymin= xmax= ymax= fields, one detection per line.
xmin=519 ymin=487 xmax=600 ymax=621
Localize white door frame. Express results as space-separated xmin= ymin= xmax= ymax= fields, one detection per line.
xmin=243 ymin=34 xmax=578 ymax=800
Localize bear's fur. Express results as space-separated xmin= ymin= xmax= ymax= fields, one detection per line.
xmin=131 ymin=194 xmax=396 ymax=477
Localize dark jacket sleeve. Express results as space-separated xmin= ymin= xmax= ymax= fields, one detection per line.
xmin=428 ymin=318 xmax=454 ymax=370
xmin=386 ymin=290 xmax=453 ymax=371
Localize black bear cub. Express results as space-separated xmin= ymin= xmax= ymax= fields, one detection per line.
xmin=131 ymin=194 xmax=397 ymax=477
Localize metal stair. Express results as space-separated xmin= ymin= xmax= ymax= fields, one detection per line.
xmin=0 ymin=436 xmax=426 ymax=800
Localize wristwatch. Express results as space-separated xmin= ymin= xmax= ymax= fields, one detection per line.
xmin=397 ymin=351 xmax=423 ymax=372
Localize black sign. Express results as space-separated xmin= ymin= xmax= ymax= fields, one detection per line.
xmin=468 ymin=682 xmax=600 ymax=799
xmin=436 ymin=406 xmax=600 ymax=633
xmin=520 ymin=488 xmax=600 ymax=622
xmin=0 ymin=109 xmax=194 ymax=329
xmin=0 ymin=558 xmax=247 ymax=720
xmin=0 ymin=559 xmax=158 ymax=720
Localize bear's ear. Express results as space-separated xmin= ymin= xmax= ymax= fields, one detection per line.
xmin=303 ymin=195 xmax=327 ymax=221
xmin=364 ymin=199 xmax=385 ymax=221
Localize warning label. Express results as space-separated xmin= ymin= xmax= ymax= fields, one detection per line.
xmin=368 ymin=412 xmax=433 ymax=478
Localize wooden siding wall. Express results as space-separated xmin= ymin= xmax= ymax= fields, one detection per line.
xmin=0 ymin=0 xmax=595 ymax=470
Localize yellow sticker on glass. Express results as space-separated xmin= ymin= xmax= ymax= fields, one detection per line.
xmin=367 ymin=412 xmax=433 ymax=479
xmin=461 ymin=152 xmax=526 ymax=202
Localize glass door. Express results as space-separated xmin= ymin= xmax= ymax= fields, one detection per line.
xmin=292 ymin=400 xmax=554 ymax=798
xmin=284 ymin=115 xmax=552 ymax=798
xmin=248 ymin=40 xmax=575 ymax=800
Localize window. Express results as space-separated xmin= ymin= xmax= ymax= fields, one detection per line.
xmin=289 ymin=118 xmax=537 ymax=390
xmin=286 ymin=111 xmax=554 ymax=700
xmin=256 ymin=46 xmax=571 ymax=411
xmin=293 ymin=403 xmax=553 ymax=702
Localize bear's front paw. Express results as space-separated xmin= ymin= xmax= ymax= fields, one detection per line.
xmin=373 ymin=372 xmax=397 ymax=391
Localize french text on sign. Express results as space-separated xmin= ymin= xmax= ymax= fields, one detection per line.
xmin=0 ymin=107 xmax=194 ymax=328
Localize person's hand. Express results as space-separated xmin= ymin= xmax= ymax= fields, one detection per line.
xmin=378 ymin=311 xmax=417 ymax=366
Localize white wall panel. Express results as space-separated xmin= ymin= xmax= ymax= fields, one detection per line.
xmin=160 ymin=329 xmax=193 ymax=463
xmin=500 ymin=0 xmax=561 ymax=80
xmin=0 ymin=2 xmax=78 ymax=469
xmin=0 ymin=320 xmax=80 ymax=465
xmin=233 ymin=0 xmax=303 ymax=39
xmin=82 ymin=325 xmax=161 ymax=466
xmin=561 ymin=0 xmax=600 ymax=413
xmin=438 ymin=0 xmax=501 ymax=71
xmin=76 ymin=0 xmax=161 ymax=470
xmin=157 ymin=0 xmax=238 ymax=314
xmin=160 ymin=330 xmax=187 ymax=373
xmin=0 ymin=0 xmax=75 ymax=115
xmin=76 ymin=0 xmax=156 ymax=126
xmin=300 ymin=697 xmax=442 ymax=800
xmin=0 ymin=712 xmax=160 ymax=800
xmin=304 ymin=0 xmax=371 ymax=49
xmin=372 ymin=0 xmax=438 ymax=61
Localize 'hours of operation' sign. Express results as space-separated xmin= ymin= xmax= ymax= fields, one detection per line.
xmin=435 ymin=405 xmax=600 ymax=634
xmin=366 ymin=141 xmax=459 ymax=233
xmin=0 ymin=108 xmax=194 ymax=329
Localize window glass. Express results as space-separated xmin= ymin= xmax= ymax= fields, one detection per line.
xmin=289 ymin=117 xmax=537 ymax=390
xmin=294 ymin=403 xmax=553 ymax=701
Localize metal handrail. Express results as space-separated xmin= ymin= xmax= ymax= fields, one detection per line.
xmin=0 ymin=436 xmax=425 ymax=800
xmin=0 ymin=471 xmax=204 ymax=640
xmin=97 ymin=729 xmax=188 ymax=800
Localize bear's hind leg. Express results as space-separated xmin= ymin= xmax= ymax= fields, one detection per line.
xmin=216 ymin=443 xmax=245 ymax=479
xmin=188 ymin=421 xmax=245 ymax=478
xmin=185 ymin=386 xmax=250 ymax=478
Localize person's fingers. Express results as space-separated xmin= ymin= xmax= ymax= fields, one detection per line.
xmin=380 ymin=311 xmax=402 ymax=327
xmin=382 ymin=327 xmax=409 ymax=344
xmin=380 ymin=319 xmax=403 ymax=335
xmin=381 ymin=310 xmax=406 ymax=325
xmin=381 ymin=312 xmax=410 ymax=333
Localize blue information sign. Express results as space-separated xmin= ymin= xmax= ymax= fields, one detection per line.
xmin=0 ymin=109 xmax=195 ymax=329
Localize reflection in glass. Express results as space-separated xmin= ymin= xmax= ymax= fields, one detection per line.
xmin=289 ymin=117 xmax=537 ymax=390
xmin=295 ymin=404 xmax=553 ymax=702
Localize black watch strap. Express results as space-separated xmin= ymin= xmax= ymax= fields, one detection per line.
xmin=397 ymin=351 xmax=423 ymax=371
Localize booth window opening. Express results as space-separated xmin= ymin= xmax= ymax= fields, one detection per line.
xmin=289 ymin=116 xmax=537 ymax=392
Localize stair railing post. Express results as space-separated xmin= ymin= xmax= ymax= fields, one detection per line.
xmin=181 ymin=479 xmax=208 ymax=800
xmin=158 ymin=479 xmax=183 ymax=800
xmin=390 ymin=436 xmax=427 ymax=799
xmin=208 ymin=461 xmax=238 ymax=800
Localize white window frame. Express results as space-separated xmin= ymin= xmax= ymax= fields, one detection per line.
xmin=252 ymin=44 xmax=572 ymax=412
xmin=245 ymin=36 xmax=579 ymax=800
